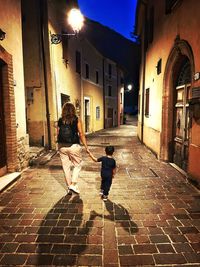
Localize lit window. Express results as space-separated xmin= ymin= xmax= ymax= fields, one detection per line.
xmin=96 ymin=106 xmax=100 ymax=120
xmin=120 ymin=93 xmax=123 ymax=104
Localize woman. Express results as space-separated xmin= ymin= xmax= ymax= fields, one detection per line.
xmin=57 ymin=102 xmax=89 ymax=194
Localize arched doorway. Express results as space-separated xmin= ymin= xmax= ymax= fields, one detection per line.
xmin=161 ymin=37 xmax=194 ymax=173
xmin=173 ymin=58 xmax=191 ymax=171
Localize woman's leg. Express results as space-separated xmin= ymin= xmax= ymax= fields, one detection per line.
xmin=69 ymin=144 xmax=82 ymax=185
xmin=59 ymin=146 xmax=72 ymax=186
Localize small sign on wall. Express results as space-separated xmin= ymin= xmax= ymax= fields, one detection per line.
xmin=194 ymin=72 xmax=200 ymax=81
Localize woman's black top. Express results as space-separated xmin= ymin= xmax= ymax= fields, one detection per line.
xmin=57 ymin=116 xmax=80 ymax=145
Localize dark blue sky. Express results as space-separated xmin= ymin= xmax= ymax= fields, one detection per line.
xmin=78 ymin=0 xmax=138 ymax=40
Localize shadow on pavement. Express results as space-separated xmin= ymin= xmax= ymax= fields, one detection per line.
xmin=35 ymin=196 xmax=138 ymax=266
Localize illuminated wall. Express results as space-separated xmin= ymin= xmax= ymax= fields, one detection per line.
xmin=0 ymin=0 xmax=29 ymax=173
xmin=136 ymin=0 xmax=200 ymax=183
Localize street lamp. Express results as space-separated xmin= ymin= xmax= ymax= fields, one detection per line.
xmin=127 ymin=84 xmax=133 ymax=91
xmin=51 ymin=8 xmax=84 ymax=44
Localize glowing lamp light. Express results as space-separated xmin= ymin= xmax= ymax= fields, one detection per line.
xmin=51 ymin=8 xmax=84 ymax=44
xmin=127 ymin=84 xmax=132 ymax=91
xmin=68 ymin=8 xmax=84 ymax=33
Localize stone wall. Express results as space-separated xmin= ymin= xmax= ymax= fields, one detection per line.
xmin=17 ymin=135 xmax=30 ymax=171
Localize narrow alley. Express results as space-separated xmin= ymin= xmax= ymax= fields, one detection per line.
xmin=0 ymin=118 xmax=200 ymax=266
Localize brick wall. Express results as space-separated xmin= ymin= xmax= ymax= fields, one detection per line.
xmin=0 ymin=46 xmax=18 ymax=172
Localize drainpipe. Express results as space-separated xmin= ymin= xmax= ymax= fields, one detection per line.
xmin=102 ymin=58 xmax=105 ymax=129
xmin=40 ymin=0 xmax=52 ymax=149
xmin=140 ymin=0 xmax=147 ymax=143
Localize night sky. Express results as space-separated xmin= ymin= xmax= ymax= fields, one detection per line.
xmin=78 ymin=0 xmax=138 ymax=40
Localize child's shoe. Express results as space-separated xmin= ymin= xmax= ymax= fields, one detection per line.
xmin=102 ymin=195 xmax=108 ymax=201
xmin=99 ymin=189 xmax=103 ymax=196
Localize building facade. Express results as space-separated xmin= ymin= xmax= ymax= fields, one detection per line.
xmin=104 ymin=58 xmax=124 ymax=128
xmin=135 ymin=0 xmax=200 ymax=185
xmin=0 ymin=0 xmax=124 ymax=179
xmin=0 ymin=0 xmax=29 ymax=176
xmin=22 ymin=0 xmax=106 ymax=147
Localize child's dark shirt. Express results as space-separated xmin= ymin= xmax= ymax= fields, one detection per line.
xmin=97 ymin=156 xmax=116 ymax=178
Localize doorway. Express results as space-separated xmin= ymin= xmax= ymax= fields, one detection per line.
xmin=84 ymin=98 xmax=90 ymax=133
xmin=172 ymin=58 xmax=191 ymax=171
xmin=173 ymin=84 xmax=190 ymax=171
xmin=0 ymin=61 xmax=7 ymax=171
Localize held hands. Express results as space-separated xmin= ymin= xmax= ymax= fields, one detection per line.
xmin=86 ymin=147 xmax=90 ymax=154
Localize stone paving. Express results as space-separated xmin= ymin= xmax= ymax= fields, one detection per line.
xmin=0 ymin=120 xmax=200 ymax=266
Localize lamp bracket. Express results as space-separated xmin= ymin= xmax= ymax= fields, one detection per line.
xmin=51 ymin=33 xmax=76 ymax=45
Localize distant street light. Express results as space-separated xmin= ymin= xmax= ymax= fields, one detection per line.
xmin=51 ymin=8 xmax=84 ymax=44
xmin=127 ymin=84 xmax=133 ymax=91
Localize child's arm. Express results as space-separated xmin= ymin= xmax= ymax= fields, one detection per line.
xmin=112 ymin=167 xmax=117 ymax=177
xmin=88 ymin=151 xmax=98 ymax=162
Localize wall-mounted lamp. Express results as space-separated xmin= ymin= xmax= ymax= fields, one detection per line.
xmin=0 ymin=28 xmax=6 ymax=41
xmin=51 ymin=8 xmax=84 ymax=44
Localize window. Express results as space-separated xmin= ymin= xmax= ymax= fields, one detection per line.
xmin=108 ymin=64 xmax=112 ymax=78
xmin=61 ymin=94 xmax=70 ymax=107
xmin=148 ymin=6 xmax=154 ymax=44
xmin=85 ymin=63 xmax=89 ymax=79
xmin=165 ymin=0 xmax=180 ymax=14
xmin=156 ymin=59 xmax=162 ymax=75
xmin=108 ymin=85 xmax=112 ymax=96
xmin=145 ymin=88 xmax=150 ymax=117
xmin=120 ymin=93 xmax=123 ymax=104
xmin=176 ymin=58 xmax=191 ymax=86
xmin=96 ymin=106 xmax=100 ymax=120
xmin=76 ymin=50 xmax=81 ymax=74
xmin=96 ymin=71 xmax=99 ymax=84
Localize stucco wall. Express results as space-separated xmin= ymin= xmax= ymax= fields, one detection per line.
xmin=137 ymin=0 xmax=200 ymax=182
xmin=1 ymin=0 xmax=26 ymax=139
xmin=81 ymin=39 xmax=104 ymax=132
xmin=140 ymin=0 xmax=200 ymax=136
xmin=0 ymin=0 xmax=29 ymax=171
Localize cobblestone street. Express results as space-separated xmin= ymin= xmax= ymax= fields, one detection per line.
xmin=0 ymin=119 xmax=200 ymax=266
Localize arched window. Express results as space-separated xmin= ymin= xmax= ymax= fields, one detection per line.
xmin=176 ymin=58 xmax=191 ymax=86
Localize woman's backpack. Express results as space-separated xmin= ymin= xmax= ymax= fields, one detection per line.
xmin=58 ymin=123 xmax=73 ymax=143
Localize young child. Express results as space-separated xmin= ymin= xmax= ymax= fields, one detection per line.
xmin=88 ymin=146 xmax=116 ymax=201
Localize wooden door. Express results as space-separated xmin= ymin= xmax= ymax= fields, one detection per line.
xmin=0 ymin=62 xmax=7 ymax=168
xmin=173 ymin=84 xmax=190 ymax=171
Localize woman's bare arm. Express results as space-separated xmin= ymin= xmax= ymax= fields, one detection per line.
xmin=88 ymin=151 xmax=98 ymax=162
